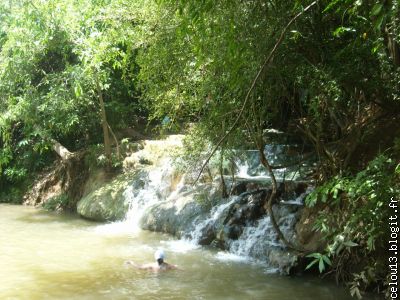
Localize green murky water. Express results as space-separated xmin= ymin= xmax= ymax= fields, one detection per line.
xmin=0 ymin=204 xmax=378 ymax=300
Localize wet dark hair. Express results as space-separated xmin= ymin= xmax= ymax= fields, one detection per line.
xmin=157 ymin=258 xmax=164 ymax=265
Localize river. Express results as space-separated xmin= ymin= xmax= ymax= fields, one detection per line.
xmin=0 ymin=204 xmax=380 ymax=300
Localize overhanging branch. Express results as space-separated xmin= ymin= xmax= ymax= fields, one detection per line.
xmin=193 ymin=1 xmax=318 ymax=184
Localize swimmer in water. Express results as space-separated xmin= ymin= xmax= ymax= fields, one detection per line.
xmin=125 ymin=249 xmax=179 ymax=272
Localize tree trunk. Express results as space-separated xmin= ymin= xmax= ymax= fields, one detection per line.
xmin=258 ymin=143 xmax=301 ymax=252
xmin=107 ymin=122 xmax=121 ymax=160
xmin=52 ymin=140 xmax=72 ymax=161
xmin=219 ymin=151 xmax=228 ymax=198
xmin=96 ymin=79 xmax=112 ymax=169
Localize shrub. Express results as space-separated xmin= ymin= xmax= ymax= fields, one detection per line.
xmin=305 ymin=154 xmax=399 ymax=298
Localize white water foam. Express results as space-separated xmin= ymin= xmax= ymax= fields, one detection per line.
xmin=94 ymin=160 xmax=175 ymax=236
xmin=160 ymin=239 xmax=199 ymax=253
xmin=229 ymin=216 xmax=280 ymax=258
xmin=214 ymin=251 xmax=250 ymax=263
xmin=280 ymin=185 xmax=314 ymax=205
xmin=189 ymin=197 xmax=238 ymax=244
xmin=92 ymin=142 xmax=306 ymax=272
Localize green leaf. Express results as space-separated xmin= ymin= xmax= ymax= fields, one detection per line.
xmin=343 ymin=241 xmax=358 ymax=247
xmin=305 ymin=259 xmax=318 ymax=270
xmin=306 ymin=253 xmax=321 ymax=259
xmin=74 ymin=83 xmax=82 ymax=98
xmin=350 ymin=286 xmax=362 ymax=299
xmin=323 ymin=0 xmax=342 ymax=13
xmin=322 ymin=255 xmax=332 ymax=266
xmin=373 ymin=14 xmax=385 ymax=31
xmin=333 ymin=26 xmax=355 ymax=37
xmin=318 ymin=258 xmax=325 ymax=273
xmin=17 ymin=139 xmax=29 ymax=147
xmin=321 ymin=193 xmax=328 ymax=203
xmin=371 ymin=3 xmax=383 ymax=16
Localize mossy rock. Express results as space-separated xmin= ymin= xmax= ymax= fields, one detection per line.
xmin=140 ymin=185 xmax=212 ymax=237
xmin=77 ymin=172 xmax=137 ymax=222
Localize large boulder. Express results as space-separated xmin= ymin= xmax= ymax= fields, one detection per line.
xmin=140 ymin=184 xmax=215 ymax=237
xmin=295 ymin=206 xmax=326 ymax=252
xmin=77 ymin=172 xmax=139 ymax=221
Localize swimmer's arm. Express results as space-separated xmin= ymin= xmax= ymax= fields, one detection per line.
xmin=125 ymin=260 xmax=138 ymax=268
xmin=167 ymin=263 xmax=182 ymax=270
xmin=125 ymin=260 xmax=147 ymax=269
xmin=138 ymin=263 xmax=154 ymax=270
xmin=125 ymin=261 xmax=157 ymax=271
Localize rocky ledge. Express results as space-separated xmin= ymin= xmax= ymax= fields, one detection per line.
xmin=140 ymin=178 xmax=323 ymax=274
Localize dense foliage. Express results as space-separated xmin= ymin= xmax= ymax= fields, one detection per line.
xmin=0 ymin=0 xmax=398 ymax=297
xmin=306 ymin=154 xmax=399 ymax=298
xmin=136 ymin=2 xmax=399 ymax=296
xmin=0 ymin=0 xmax=143 ymax=200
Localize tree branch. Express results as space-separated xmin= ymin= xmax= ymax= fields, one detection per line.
xmin=258 ymin=144 xmax=302 ymax=251
xmin=107 ymin=122 xmax=121 ymax=160
xmin=193 ymin=1 xmax=318 ymax=184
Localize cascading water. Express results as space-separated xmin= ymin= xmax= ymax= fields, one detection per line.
xmin=183 ymin=188 xmax=303 ymax=269
xmin=229 ymin=215 xmax=281 ymax=256
xmin=187 ymin=196 xmax=239 ymax=244
xmin=94 ymin=159 xmax=178 ymax=235
xmin=226 ymin=206 xmax=299 ymax=264
xmin=124 ymin=164 xmax=169 ymax=228
xmin=180 ymin=144 xmax=313 ymax=270
xmin=234 ymin=144 xmax=312 ymax=181
xmin=98 ymin=137 xmax=313 ymax=273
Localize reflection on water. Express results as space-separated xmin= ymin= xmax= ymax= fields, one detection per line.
xmin=0 ymin=204 xmax=377 ymax=300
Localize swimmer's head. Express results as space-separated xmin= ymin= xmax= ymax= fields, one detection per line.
xmin=154 ymin=249 xmax=165 ymax=265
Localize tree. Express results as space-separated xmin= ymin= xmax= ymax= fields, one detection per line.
xmin=0 ymin=0 xmax=143 ymax=197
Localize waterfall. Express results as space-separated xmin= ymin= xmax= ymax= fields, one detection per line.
xmin=177 ymin=147 xmax=312 ymax=269
xmin=227 ymin=208 xmax=298 ymax=260
xmin=94 ymin=137 xmax=312 ymax=273
xmin=234 ymin=145 xmax=312 ymax=181
xmin=184 ymin=191 xmax=301 ymax=267
xmin=94 ymin=159 xmax=176 ymax=235
xmin=228 ymin=215 xmax=281 ymax=257
xmin=188 ymin=196 xmax=239 ymax=244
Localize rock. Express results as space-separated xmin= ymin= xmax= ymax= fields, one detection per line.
xmin=197 ymin=223 xmax=215 ymax=245
xmin=139 ymin=176 xmax=318 ymax=275
xmin=122 ymin=141 xmax=144 ymax=154
xmin=268 ymin=249 xmax=298 ymax=275
xmin=225 ymin=191 xmax=267 ymax=227
xmin=81 ymin=168 xmax=108 ymax=197
xmin=295 ymin=206 xmax=325 ymax=252
xmin=140 ymin=186 xmax=210 ymax=237
xmin=210 ymin=239 xmax=225 ymax=249
xmin=123 ymin=135 xmax=184 ymax=171
xmin=123 ymin=156 xmax=137 ymax=170
xmin=224 ymin=225 xmax=242 ymax=239
xmin=77 ymin=172 xmax=138 ymax=221
xmin=230 ymin=182 xmax=247 ymax=196
xmin=138 ymin=156 xmax=152 ymax=165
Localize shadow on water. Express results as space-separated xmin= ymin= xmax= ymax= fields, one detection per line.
xmin=14 ymin=208 xmax=97 ymax=228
